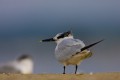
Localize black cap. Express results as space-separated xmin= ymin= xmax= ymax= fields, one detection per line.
xmin=17 ymin=54 xmax=32 ymax=61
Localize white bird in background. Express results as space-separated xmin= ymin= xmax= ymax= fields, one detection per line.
xmin=40 ymin=30 xmax=103 ymax=74
xmin=0 ymin=54 xmax=33 ymax=74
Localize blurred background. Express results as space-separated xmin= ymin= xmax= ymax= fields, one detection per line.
xmin=0 ymin=0 xmax=120 ymax=74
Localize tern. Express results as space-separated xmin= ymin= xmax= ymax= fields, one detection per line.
xmin=0 ymin=54 xmax=33 ymax=74
xmin=40 ymin=30 xmax=103 ymax=74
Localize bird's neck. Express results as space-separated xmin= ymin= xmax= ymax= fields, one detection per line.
xmin=56 ymin=36 xmax=74 ymax=44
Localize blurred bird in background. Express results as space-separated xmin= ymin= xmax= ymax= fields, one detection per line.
xmin=0 ymin=54 xmax=33 ymax=74
xmin=40 ymin=30 xmax=103 ymax=74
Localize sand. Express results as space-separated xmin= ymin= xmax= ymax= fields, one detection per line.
xmin=0 ymin=72 xmax=120 ymax=80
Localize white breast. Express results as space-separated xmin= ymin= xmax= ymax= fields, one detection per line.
xmin=16 ymin=59 xmax=33 ymax=74
xmin=55 ymin=38 xmax=85 ymax=65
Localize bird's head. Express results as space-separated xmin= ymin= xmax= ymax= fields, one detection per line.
xmin=40 ymin=30 xmax=73 ymax=43
xmin=17 ymin=54 xmax=33 ymax=74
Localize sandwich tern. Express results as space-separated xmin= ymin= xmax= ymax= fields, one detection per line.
xmin=40 ymin=30 xmax=103 ymax=74
xmin=0 ymin=54 xmax=33 ymax=74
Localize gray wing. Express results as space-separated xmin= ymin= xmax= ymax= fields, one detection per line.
xmin=55 ymin=38 xmax=85 ymax=61
xmin=0 ymin=63 xmax=20 ymax=74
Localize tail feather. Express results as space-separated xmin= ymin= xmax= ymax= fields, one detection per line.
xmin=81 ymin=39 xmax=104 ymax=51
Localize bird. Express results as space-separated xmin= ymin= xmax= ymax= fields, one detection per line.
xmin=0 ymin=54 xmax=34 ymax=74
xmin=40 ymin=30 xmax=104 ymax=74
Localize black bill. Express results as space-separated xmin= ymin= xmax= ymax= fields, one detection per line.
xmin=40 ymin=38 xmax=55 ymax=42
